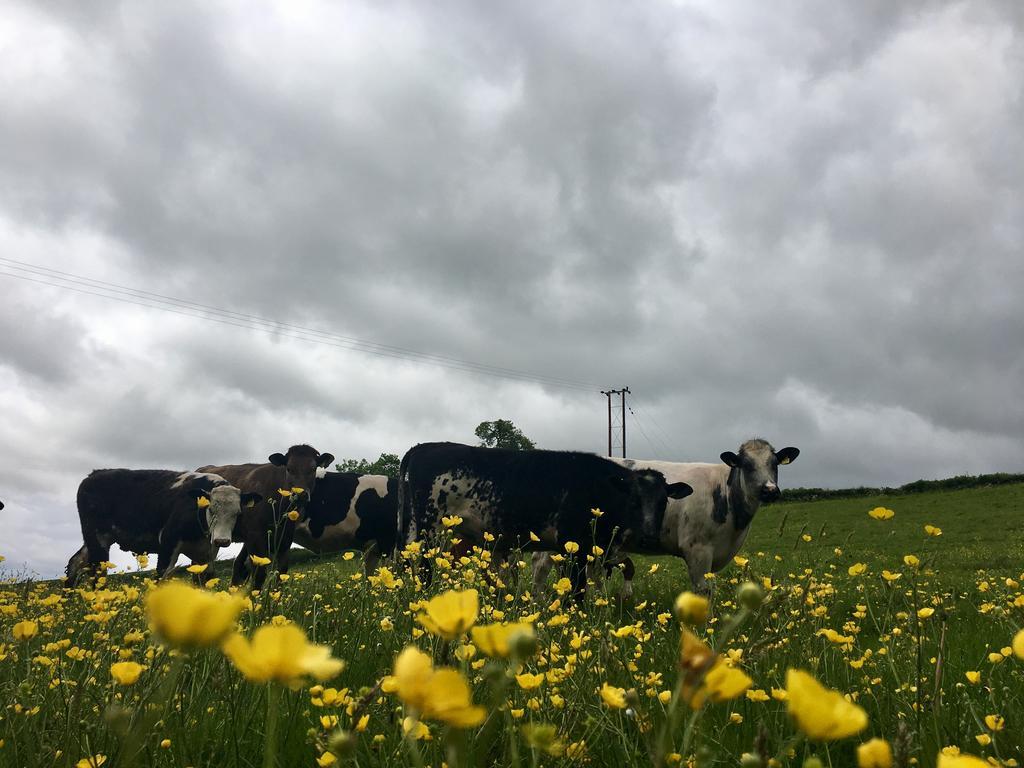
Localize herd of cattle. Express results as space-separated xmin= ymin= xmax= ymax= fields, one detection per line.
xmin=61 ymin=438 xmax=799 ymax=597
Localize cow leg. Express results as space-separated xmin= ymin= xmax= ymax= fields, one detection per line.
xmin=362 ymin=541 xmax=381 ymax=576
xmin=156 ymin=542 xmax=182 ymax=580
xmin=617 ymin=556 xmax=636 ymax=602
xmin=531 ymin=552 xmax=554 ymax=594
xmin=684 ymin=546 xmax=714 ymax=597
xmin=231 ymin=545 xmax=251 ymax=586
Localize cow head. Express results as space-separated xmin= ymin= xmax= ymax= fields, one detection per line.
xmin=618 ymin=469 xmax=693 ymax=550
xmin=192 ymin=486 xmax=262 ymax=547
xmin=268 ymin=445 xmax=335 ymax=508
xmin=720 ymin=439 xmax=800 ymax=503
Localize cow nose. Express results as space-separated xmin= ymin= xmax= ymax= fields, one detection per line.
xmin=214 ymin=538 xmax=230 ymax=548
xmin=761 ymin=484 xmax=780 ymax=501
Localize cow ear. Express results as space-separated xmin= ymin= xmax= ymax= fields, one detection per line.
xmin=720 ymin=451 xmax=740 ymax=468
xmin=316 ymin=452 xmax=335 ymax=468
xmin=241 ymin=492 xmax=262 ymax=508
xmin=776 ymin=447 xmax=800 ymax=465
xmin=269 ymin=453 xmax=287 ymax=466
xmin=667 ymin=482 xmax=693 ymax=500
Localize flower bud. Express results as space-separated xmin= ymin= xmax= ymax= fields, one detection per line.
xmin=673 ymin=592 xmax=709 ymax=625
xmin=740 ymin=753 xmax=763 ymax=768
xmin=624 ymin=688 xmax=640 ymax=707
xmin=737 ymin=582 xmax=763 ymax=610
xmin=509 ymin=628 xmax=538 ymax=660
xmin=328 ymin=730 xmax=357 ymax=758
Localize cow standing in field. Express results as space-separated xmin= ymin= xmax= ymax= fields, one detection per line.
xmin=199 ymin=444 xmax=334 ymax=589
xmin=294 ymin=472 xmax=399 ymax=573
xmin=65 ymin=470 xmax=261 ymax=586
xmin=537 ymin=439 xmax=798 ymax=598
xmin=400 ymin=442 xmax=692 ymax=598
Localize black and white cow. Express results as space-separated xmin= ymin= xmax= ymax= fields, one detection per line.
xmin=65 ymin=470 xmax=261 ymax=586
xmin=294 ymin=472 xmax=399 ymax=573
xmin=599 ymin=439 xmax=799 ymax=597
xmin=400 ymin=442 xmax=692 ymax=598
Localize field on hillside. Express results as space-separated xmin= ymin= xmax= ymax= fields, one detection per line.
xmin=2 ymin=484 xmax=1023 ymax=768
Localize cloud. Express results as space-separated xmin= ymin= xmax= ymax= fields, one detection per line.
xmin=0 ymin=0 xmax=1021 ymax=575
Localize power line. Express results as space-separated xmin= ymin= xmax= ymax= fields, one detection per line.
xmin=0 ymin=258 xmax=602 ymax=392
xmin=630 ymin=398 xmax=683 ymax=458
xmin=625 ymin=405 xmax=663 ymax=459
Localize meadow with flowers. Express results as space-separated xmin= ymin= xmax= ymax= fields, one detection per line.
xmin=2 ymin=481 xmax=1023 ymax=768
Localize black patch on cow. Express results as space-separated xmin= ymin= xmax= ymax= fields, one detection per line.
xmin=711 ymin=484 xmax=729 ymax=524
xmin=727 ymin=466 xmax=755 ymax=530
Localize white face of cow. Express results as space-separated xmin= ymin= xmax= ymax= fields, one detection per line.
xmin=206 ymin=485 xmax=244 ymax=548
xmin=721 ymin=440 xmax=800 ymax=504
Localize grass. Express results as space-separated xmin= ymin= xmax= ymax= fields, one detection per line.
xmin=2 ymin=483 xmax=1023 ymax=768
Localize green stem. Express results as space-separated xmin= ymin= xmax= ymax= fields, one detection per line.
xmin=263 ymin=684 xmax=280 ymax=768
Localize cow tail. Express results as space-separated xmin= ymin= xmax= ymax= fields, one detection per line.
xmin=396 ymin=447 xmax=414 ymax=550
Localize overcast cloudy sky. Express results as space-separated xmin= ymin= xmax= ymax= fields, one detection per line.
xmin=2 ymin=1 xmax=1022 ymax=577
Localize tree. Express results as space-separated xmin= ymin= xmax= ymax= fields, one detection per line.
xmin=334 ymin=452 xmax=401 ymax=477
xmin=474 ymin=419 xmax=536 ymax=451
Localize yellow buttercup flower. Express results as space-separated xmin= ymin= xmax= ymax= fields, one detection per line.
xmin=441 ymin=515 xmax=463 ymax=528
xmin=389 ymin=646 xmax=485 ymax=727
xmin=222 ymin=624 xmax=344 ymax=687
xmin=186 ymin=563 xmax=208 ymax=574
xmin=938 ymin=755 xmax=991 ymax=768
xmin=515 ymin=672 xmax=544 ymax=690
xmin=415 ymin=589 xmax=478 ymax=640
xmin=924 ymin=524 xmax=942 ymax=536
xmin=785 ymin=669 xmax=867 ymax=740
xmin=590 ymin=507 xmax=604 ymax=517
xmin=848 ymin=563 xmax=867 ymax=576
xmin=984 ymin=714 xmax=1004 ymax=731
xmin=277 ymin=488 xmax=292 ymax=497
xmin=286 ymin=510 xmax=300 ymax=522
xmin=563 ymin=541 xmax=579 ymax=554
xmin=145 ymin=581 xmax=243 ymax=647
xmin=109 ymin=661 xmax=146 ymax=685
xmin=965 ymin=671 xmax=980 ymax=684
xmin=1012 ymin=629 xmax=1024 ymax=660
xmin=470 ymin=622 xmax=535 ymax=659
xmin=76 ymin=756 xmax=107 ymax=768
xmin=250 ymin=555 xmax=272 ymax=567
xmin=868 ymin=507 xmax=895 ymax=520
xmin=688 ymin=659 xmax=752 ymax=708
xmin=903 ymin=555 xmax=920 ymax=568
xmin=917 ymin=608 xmax=935 ymax=619
xmin=553 ymin=577 xmax=573 ymax=596
xmin=857 ymin=738 xmax=892 ymax=768
xmin=12 ymin=620 xmax=38 ymax=641
xmin=674 ymin=592 xmax=709 ymax=626
xmin=600 ymin=683 xmax=627 ymax=709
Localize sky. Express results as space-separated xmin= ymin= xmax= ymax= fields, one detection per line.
xmin=1 ymin=1 xmax=1022 ymax=577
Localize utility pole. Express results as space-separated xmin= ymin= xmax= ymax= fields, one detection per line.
xmin=600 ymin=387 xmax=630 ymax=458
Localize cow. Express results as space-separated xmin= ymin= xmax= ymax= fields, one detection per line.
xmin=399 ymin=442 xmax=692 ymax=599
xmin=293 ymin=472 xmax=399 ymax=573
xmin=64 ymin=470 xmax=261 ymax=587
xmin=535 ymin=438 xmax=799 ymax=599
xmin=199 ymin=444 xmax=334 ymax=589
